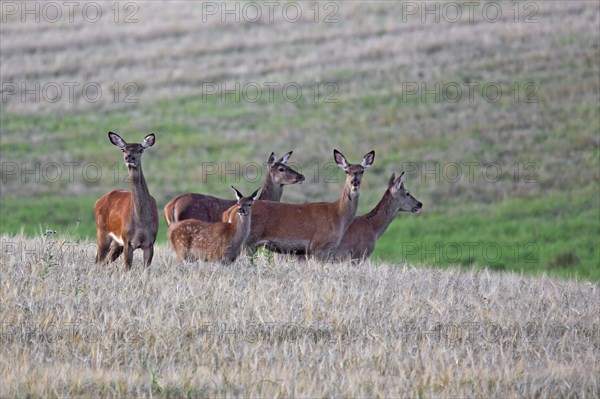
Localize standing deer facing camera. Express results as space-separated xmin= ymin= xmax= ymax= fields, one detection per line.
xmin=168 ymin=186 xmax=260 ymax=264
xmin=94 ymin=132 xmax=158 ymax=269
xmin=334 ymin=172 xmax=422 ymax=261
xmin=223 ymin=149 xmax=375 ymax=261
xmin=163 ymin=151 xmax=304 ymax=225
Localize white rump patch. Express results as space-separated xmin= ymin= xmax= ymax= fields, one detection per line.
xmin=109 ymin=232 xmax=125 ymax=246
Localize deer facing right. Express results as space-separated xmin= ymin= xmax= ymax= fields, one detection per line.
xmin=223 ymin=149 xmax=375 ymax=261
xmin=334 ymin=172 xmax=422 ymax=261
xmin=168 ymin=186 xmax=260 ymax=264
xmin=164 ymin=151 xmax=304 ymax=225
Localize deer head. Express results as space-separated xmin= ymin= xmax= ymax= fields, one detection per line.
xmin=231 ymin=186 xmax=260 ymax=216
xmin=388 ymin=172 xmax=423 ymax=214
xmin=108 ymin=131 xmax=155 ymax=169
xmin=267 ymin=151 xmax=305 ymax=185
xmin=334 ymin=149 xmax=375 ymax=193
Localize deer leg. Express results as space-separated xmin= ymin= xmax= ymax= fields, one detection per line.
xmin=274 ymin=252 xmax=307 ymax=263
xmin=143 ymin=245 xmax=154 ymax=268
xmin=95 ymin=232 xmax=111 ymax=265
xmin=123 ymin=242 xmax=134 ymax=270
xmin=244 ymin=245 xmax=259 ymax=261
xmin=107 ymin=241 xmax=124 ymax=263
xmin=311 ymin=241 xmax=337 ymax=262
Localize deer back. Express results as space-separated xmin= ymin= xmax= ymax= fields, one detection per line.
xmin=164 ymin=152 xmax=303 ymax=225
xmin=165 ymin=193 xmax=235 ymax=225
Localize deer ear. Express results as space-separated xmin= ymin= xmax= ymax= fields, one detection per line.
xmin=396 ymin=171 xmax=406 ymax=189
xmin=333 ymin=149 xmax=349 ymax=170
xmin=267 ymin=152 xmax=276 ymax=167
xmin=141 ymin=134 xmax=155 ymax=148
xmin=361 ymin=150 xmax=375 ymax=169
xmin=278 ymin=151 xmax=293 ymax=164
xmin=388 ymin=173 xmax=396 ymax=189
xmin=108 ymin=132 xmax=126 ymax=148
xmin=250 ymin=188 xmax=261 ymax=201
xmin=231 ymin=186 xmax=244 ymax=201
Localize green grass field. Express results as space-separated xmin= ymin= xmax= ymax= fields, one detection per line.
xmin=2 ymin=92 xmax=598 ymax=281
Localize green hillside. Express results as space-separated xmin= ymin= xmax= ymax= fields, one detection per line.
xmin=1 ymin=1 xmax=598 ymax=280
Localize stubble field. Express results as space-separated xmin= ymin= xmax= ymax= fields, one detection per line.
xmin=1 ymin=0 xmax=599 ymax=396
xmin=1 ymin=235 xmax=598 ymax=397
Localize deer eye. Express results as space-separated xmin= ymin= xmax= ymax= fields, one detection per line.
xmin=278 ymin=167 xmax=285 ymax=172
xmin=406 ymin=192 xmax=410 ymax=197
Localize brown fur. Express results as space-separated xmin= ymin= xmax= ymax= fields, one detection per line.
xmin=94 ymin=132 xmax=158 ymax=269
xmin=334 ymin=172 xmax=422 ymax=261
xmin=222 ymin=149 xmax=375 ymax=261
xmin=168 ymin=187 xmax=259 ymax=264
xmin=163 ymin=151 xmax=304 ymax=225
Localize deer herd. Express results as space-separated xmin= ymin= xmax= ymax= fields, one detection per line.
xmin=94 ymin=132 xmax=423 ymax=269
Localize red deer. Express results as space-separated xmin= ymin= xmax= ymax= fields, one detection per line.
xmin=94 ymin=132 xmax=158 ymax=269
xmin=163 ymin=151 xmax=304 ymax=225
xmin=223 ymin=149 xmax=375 ymax=261
xmin=334 ymin=172 xmax=422 ymax=260
xmin=168 ymin=186 xmax=260 ymax=263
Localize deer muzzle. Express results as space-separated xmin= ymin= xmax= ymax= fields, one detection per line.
xmin=412 ymin=202 xmax=423 ymax=213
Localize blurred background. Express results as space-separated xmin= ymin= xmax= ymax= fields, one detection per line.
xmin=1 ymin=1 xmax=598 ymax=279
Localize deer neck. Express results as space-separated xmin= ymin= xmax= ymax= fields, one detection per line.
xmin=364 ymin=191 xmax=398 ymax=238
xmin=128 ymin=165 xmax=152 ymax=223
xmin=258 ymin=173 xmax=283 ymax=201
xmin=338 ymin=182 xmax=360 ymax=230
xmin=230 ymin=213 xmax=252 ymax=248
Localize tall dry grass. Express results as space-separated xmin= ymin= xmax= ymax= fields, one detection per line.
xmin=1 ymin=234 xmax=598 ymax=397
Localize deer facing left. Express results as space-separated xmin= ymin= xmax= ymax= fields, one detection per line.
xmin=94 ymin=132 xmax=159 ymax=269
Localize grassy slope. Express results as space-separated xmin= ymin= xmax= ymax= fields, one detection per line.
xmin=0 ymin=235 xmax=598 ymax=397
xmin=2 ymin=90 xmax=598 ymax=280
xmin=1 ymin=2 xmax=599 ymax=281
xmin=0 ymin=5 xmax=598 ymax=395
xmin=374 ymin=186 xmax=600 ymax=281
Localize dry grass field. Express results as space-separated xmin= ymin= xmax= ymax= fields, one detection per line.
xmin=1 ymin=0 xmax=599 ymax=396
xmin=1 ymin=235 xmax=598 ymax=397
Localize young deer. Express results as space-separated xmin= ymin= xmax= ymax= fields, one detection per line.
xmin=164 ymin=151 xmax=304 ymax=225
xmin=334 ymin=172 xmax=422 ymax=261
xmin=223 ymin=149 xmax=375 ymax=261
xmin=168 ymin=187 xmax=260 ymax=264
xmin=94 ymin=132 xmax=158 ymax=269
